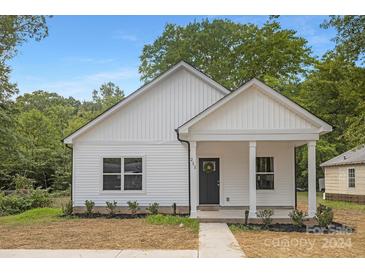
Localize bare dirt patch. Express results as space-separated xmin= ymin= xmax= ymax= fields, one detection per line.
xmin=0 ymin=218 xmax=198 ymax=250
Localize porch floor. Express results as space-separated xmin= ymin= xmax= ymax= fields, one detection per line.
xmin=196 ymin=208 xmax=294 ymax=224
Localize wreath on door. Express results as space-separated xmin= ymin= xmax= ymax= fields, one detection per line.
xmin=203 ymin=161 xmax=215 ymax=174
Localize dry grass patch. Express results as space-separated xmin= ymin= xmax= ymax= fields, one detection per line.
xmin=0 ymin=209 xmax=198 ymax=250
xmin=231 ymin=193 xmax=365 ymax=258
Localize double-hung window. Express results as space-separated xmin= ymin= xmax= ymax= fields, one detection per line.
xmin=348 ymin=168 xmax=355 ymax=188
xmin=102 ymin=157 xmax=143 ymax=191
xmin=256 ymin=157 xmax=274 ymax=190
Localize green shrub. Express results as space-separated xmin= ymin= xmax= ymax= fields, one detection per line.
xmin=127 ymin=200 xmax=140 ymax=215
xmin=106 ymin=200 xmax=118 ymax=215
xmin=13 ymin=175 xmax=34 ymax=193
xmin=315 ymin=204 xmax=334 ymax=227
xmin=29 ymin=188 xmax=51 ymax=208
xmin=85 ymin=200 xmax=95 ymax=215
xmin=146 ymin=202 xmax=159 ymax=215
xmin=0 ymin=189 xmax=51 ymax=216
xmin=289 ymin=209 xmax=307 ymax=227
xmin=256 ymin=209 xmax=273 ymax=228
xmin=62 ymin=200 xmax=73 ymax=216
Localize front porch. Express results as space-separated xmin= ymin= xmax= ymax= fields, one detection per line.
xmin=188 ymin=140 xmax=318 ymax=222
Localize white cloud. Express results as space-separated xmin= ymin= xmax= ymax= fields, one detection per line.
xmin=19 ymin=67 xmax=140 ymax=100
xmin=112 ymin=31 xmax=138 ymax=42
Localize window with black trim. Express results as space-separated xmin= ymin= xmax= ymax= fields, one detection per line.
xmin=103 ymin=158 xmax=121 ymax=190
xmin=348 ymin=168 xmax=355 ymax=188
xmin=124 ymin=158 xmax=143 ymax=190
xmin=102 ymin=157 xmax=143 ymax=191
xmin=256 ymin=157 xmax=274 ymax=190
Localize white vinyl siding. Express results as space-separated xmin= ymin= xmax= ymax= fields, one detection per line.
xmin=73 ymin=143 xmax=188 ymax=207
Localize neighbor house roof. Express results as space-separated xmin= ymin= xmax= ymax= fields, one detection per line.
xmin=177 ymin=78 xmax=333 ymax=134
xmin=320 ymin=145 xmax=365 ymax=167
xmin=63 ymin=61 xmax=230 ymax=144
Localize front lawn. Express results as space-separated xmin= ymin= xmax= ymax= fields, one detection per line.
xmin=231 ymin=192 xmax=365 ymax=257
xmin=0 ymin=208 xmax=198 ymax=250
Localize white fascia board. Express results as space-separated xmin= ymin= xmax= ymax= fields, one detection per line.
xmin=63 ymin=61 xmax=230 ymax=144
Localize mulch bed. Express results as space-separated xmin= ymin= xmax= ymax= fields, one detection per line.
xmin=232 ymin=222 xmax=354 ymax=234
xmin=72 ymin=213 xmax=189 ymax=219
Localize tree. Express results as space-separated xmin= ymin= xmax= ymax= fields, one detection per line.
xmin=322 ymin=16 xmax=365 ymax=63
xmin=92 ymin=82 xmax=124 ymax=112
xmin=294 ymin=53 xmax=365 ymax=186
xmin=0 ymin=16 xmax=49 ymax=189
xmin=139 ymin=19 xmax=314 ymax=90
xmin=0 ymin=16 xmax=49 ymax=98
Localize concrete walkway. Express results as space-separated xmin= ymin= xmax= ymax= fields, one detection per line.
xmin=199 ymin=223 xmax=246 ymax=258
xmin=0 ymin=249 xmax=197 ymax=258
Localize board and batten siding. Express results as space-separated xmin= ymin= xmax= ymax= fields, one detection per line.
xmin=191 ymin=86 xmax=316 ymax=132
xmin=197 ymin=141 xmax=295 ymax=207
xmin=72 ymin=68 xmax=225 ymax=207
xmin=324 ymin=165 xmax=365 ymax=195
xmin=76 ymin=68 xmax=224 ymax=143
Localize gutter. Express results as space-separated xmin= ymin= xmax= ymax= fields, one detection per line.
xmin=174 ymin=129 xmax=191 ymax=215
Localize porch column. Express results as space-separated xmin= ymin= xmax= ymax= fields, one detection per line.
xmin=190 ymin=141 xmax=198 ymax=218
xmin=308 ymin=141 xmax=317 ymax=218
xmin=249 ymin=141 xmax=257 ymax=218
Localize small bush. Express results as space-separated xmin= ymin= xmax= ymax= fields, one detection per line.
xmin=146 ymin=202 xmax=159 ymax=215
xmin=85 ymin=200 xmax=95 ymax=215
xmin=0 ymin=189 xmax=51 ymax=216
xmin=289 ymin=209 xmax=307 ymax=227
xmin=106 ymin=200 xmax=118 ymax=215
xmin=13 ymin=175 xmax=34 ymax=194
xmin=256 ymin=209 xmax=273 ymax=227
xmin=62 ymin=200 xmax=73 ymax=216
xmin=315 ymin=204 xmax=334 ymax=227
xmin=29 ymin=188 xmax=52 ymax=208
xmin=127 ymin=200 xmax=140 ymax=215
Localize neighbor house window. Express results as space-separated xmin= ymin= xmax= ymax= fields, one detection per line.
xmin=102 ymin=157 xmax=143 ymax=191
xmin=348 ymin=168 xmax=355 ymax=188
xmin=256 ymin=157 xmax=274 ymax=190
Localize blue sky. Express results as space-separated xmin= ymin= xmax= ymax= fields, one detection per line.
xmin=9 ymin=16 xmax=337 ymax=100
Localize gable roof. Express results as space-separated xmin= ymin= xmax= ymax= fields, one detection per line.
xmin=63 ymin=61 xmax=230 ymax=144
xmin=320 ymin=145 xmax=365 ymax=167
xmin=177 ymin=78 xmax=333 ymax=134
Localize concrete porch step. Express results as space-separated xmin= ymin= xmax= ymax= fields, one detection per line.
xmin=197 ymin=205 xmax=220 ymax=211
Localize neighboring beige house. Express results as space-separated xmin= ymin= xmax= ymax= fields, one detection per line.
xmin=321 ymin=145 xmax=365 ymax=204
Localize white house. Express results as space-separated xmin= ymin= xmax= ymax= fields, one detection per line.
xmin=63 ymin=61 xmax=332 ymax=220
xmin=321 ymin=145 xmax=365 ymax=204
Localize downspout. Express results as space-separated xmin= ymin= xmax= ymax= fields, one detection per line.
xmin=294 ymin=146 xmax=297 ymax=209
xmin=65 ymin=143 xmax=73 ymax=204
xmin=174 ymin=129 xmax=191 ymax=215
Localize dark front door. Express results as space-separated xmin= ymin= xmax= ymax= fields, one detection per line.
xmin=199 ymin=158 xmax=220 ymax=204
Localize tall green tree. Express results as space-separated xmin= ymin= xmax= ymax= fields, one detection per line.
xmin=92 ymin=82 xmax=125 ymax=112
xmin=322 ymin=16 xmax=365 ymax=63
xmin=0 ymin=16 xmax=49 ymax=189
xmin=139 ymin=19 xmax=314 ymax=90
